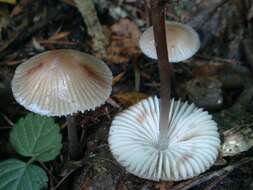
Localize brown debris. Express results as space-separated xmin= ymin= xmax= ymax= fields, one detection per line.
xmin=74 ymin=0 xmax=108 ymax=56
xmin=106 ymin=18 xmax=141 ymax=64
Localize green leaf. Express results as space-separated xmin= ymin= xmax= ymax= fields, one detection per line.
xmin=0 ymin=159 xmax=47 ymax=190
xmin=10 ymin=114 xmax=62 ymax=162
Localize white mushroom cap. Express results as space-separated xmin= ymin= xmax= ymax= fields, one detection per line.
xmin=11 ymin=49 xmax=113 ymax=116
xmin=109 ymin=96 xmax=220 ymax=181
xmin=139 ymin=21 xmax=200 ymax=63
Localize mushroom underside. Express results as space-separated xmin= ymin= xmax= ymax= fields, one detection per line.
xmin=109 ymin=96 xmax=220 ymax=181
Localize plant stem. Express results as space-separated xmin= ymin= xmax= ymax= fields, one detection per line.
xmin=66 ymin=115 xmax=81 ymax=160
xmin=151 ymin=0 xmax=172 ymax=149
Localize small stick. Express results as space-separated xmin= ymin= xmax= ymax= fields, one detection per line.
xmin=203 ymin=173 xmax=229 ymax=190
xmin=1 ymin=113 xmax=14 ymax=126
xmin=38 ymin=161 xmax=58 ymax=186
xmin=52 ymin=168 xmax=76 ymax=190
xmin=151 ymin=0 xmax=173 ymax=149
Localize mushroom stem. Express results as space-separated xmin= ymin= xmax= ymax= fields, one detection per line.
xmin=151 ymin=0 xmax=173 ymax=149
xmin=66 ymin=115 xmax=81 ymax=160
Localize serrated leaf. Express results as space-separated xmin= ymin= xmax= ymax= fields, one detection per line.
xmin=10 ymin=114 xmax=62 ymax=162
xmin=0 ymin=159 xmax=47 ymax=190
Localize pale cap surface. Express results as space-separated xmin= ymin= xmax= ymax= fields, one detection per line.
xmin=139 ymin=21 xmax=200 ymax=62
xmin=11 ymin=49 xmax=113 ymax=116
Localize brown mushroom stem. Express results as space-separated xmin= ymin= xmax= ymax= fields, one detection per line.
xmin=66 ymin=115 xmax=81 ymax=160
xmin=151 ymin=0 xmax=173 ymax=149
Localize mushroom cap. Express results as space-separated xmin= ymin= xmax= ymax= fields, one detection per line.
xmin=11 ymin=49 xmax=113 ymax=116
xmin=108 ymin=96 xmax=220 ymax=181
xmin=139 ymin=21 xmax=200 ymax=63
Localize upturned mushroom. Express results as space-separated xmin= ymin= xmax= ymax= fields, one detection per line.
xmin=11 ymin=49 xmax=113 ymax=159
xmin=109 ymin=0 xmax=220 ymax=181
xmin=109 ymin=96 xmax=220 ymax=181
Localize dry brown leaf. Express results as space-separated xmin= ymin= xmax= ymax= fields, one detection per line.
xmin=113 ymin=91 xmax=149 ymax=107
xmin=116 ymin=181 xmax=128 ymax=190
xmin=80 ymin=177 xmax=92 ymax=190
xmin=111 ymin=18 xmax=140 ymax=42
xmin=48 ymin=31 xmax=71 ymax=41
xmin=155 ymin=181 xmax=174 ymax=190
xmin=106 ymin=18 xmax=141 ymax=64
xmin=192 ymin=65 xmax=223 ymax=77
xmin=11 ymin=0 xmax=31 ymax=16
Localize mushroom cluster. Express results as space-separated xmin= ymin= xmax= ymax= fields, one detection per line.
xmin=108 ymin=19 xmax=220 ymax=181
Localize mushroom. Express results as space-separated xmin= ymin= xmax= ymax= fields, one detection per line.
xmin=139 ymin=21 xmax=200 ymax=63
xmin=11 ymin=49 xmax=113 ymax=159
xmin=109 ymin=96 xmax=220 ymax=181
xmin=109 ymin=1 xmax=220 ymax=181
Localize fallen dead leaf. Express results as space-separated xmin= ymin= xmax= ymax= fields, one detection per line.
xmin=116 ymin=181 xmax=128 ymax=190
xmin=113 ymin=91 xmax=149 ymax=107
xmin=192 ymin=64 xmax=223 ymax=77
xmin=80 ymin=177 xmax=92 ymax=190
xmin=155 ymin=181 xmax=174 ymax=190
xmin=11 ymin=0 xmax=30 ymax=16
xmin=49 ymin=31 xmax=71 ymax=41
xmin=111 ymin=18 xmax=140 ymax=41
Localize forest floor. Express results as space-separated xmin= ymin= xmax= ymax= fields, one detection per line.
xmin=0 ymin=0 xmax=253 ymax=189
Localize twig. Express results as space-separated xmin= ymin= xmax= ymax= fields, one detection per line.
xmin=198 ymin=0 xmax=228 ymax=29
xmin=171 ymin=157 xmax=253 ymax=190
xmin=0 ymin=126 xmax=12 ymax=130
xmin=196 ymin=55 xmax=240 ymax=65
xmin=1 ymin=113 xmax=14 ymax=126
xmin=203 ymin=172 xmax=229 ymax=190
xmin=37 ymin=40 xmax=78 ymax=45
xmin=52 ymin=168 xmax=76 ymax=190
xmin=38 ymin=161 xmax=58 ymax=187
xmin=73 ymin=0 xmax=108 ymax=56
xmin=53 ymin=162 xmax=92 ymax=190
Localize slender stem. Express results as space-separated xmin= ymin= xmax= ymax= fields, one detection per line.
xmin=144 ymin=0 xmax=152 ymax=26
xmin=151 ymin=0 xmax=172 ymax=149
xmin=66 ymin=115 xmax=81 ymax=160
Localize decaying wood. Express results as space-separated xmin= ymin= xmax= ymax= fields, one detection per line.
xmin=171 ymin=157 xmax=253 ymax=190
xmin=74 ymin=0 xmax=108 ymax=56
